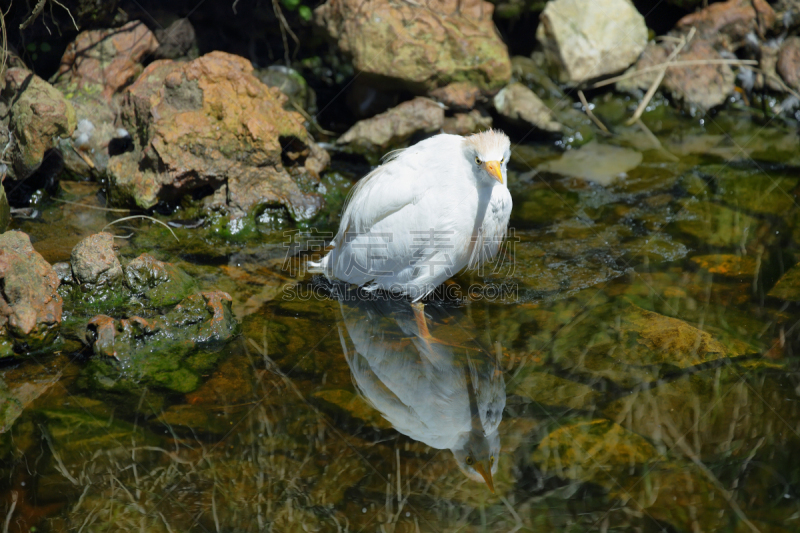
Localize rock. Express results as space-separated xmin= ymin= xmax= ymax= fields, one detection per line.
xmin=344 ymin=81 xmax=400 ymax=119
xmin=536 ymin=0 xmax=648 ymax=84
xmin=106 ymin=51 xmax=328 ymax=220
xmin=442 ymin=110 xmax=493 ymax=136
xmin=510 ymin=370 xmax=598 ymax=411
xmin=493 ymin=82 xmax=562 ymax=133
xmin=124 ymin=253 xmax=198 ymax=307
xmin=676 ymin=0 xmax=776 ymax=50
xmin=313 ymin=389 xmax=392 ymax=430
xmin=0 ymin=184 xmax=10 ymax=234
xmin=532 ymin=419 xmax=657 ymax=485
xmin=0 ymin=68 xmax=76 ymax=181
xmin=0 ymin=231 xmax=62 ymax=356
xmin=51 ymin=20 xmax=160 ymax=103
xmin=778 ymin=36 xmax=800 ymax=91
xmin=70 ymin=232 xmax=122 ymax=286
xmin=314 ymin=0 xmax=511 ymax=94
xmin=768 ymin=263 xmax=800 ymax=300
xmin=673 ymin=198 xmax=760 ymax=248
xmin=691 ymin=254 xmax=757 ymax=277
xmin=60 ymin=237 xmax=199 ymax=318
xmin=538 ymin=141 xmax=642 ymax=186
xmin=618 ymin=40 xmax=736 ymax=114
xmin=255 ymin=65 xmax=315 ymax=113
xmin=50 ymin=22 xmax=156 ymax=180
xmin=756 ymin=41 xmax=786 ymax=92
xmin=337 ymin=97 xmax=444 ymax=156
xmin=70 ymin=0 xmax=127 ymax=29
xmin=154 ymin=18 xmax=198 ymax=60
xmin=0 ymin=360 xmax=62 ymax=433
xmin=705 ymin=164 xmax=797 ymax=215
xmin=510 ymin=56 xmax=566 ymax=101
xmin=429 ymin=82 xmax=482 ymax=111
xmin=83 ymin=291 xmax=238 ymax=394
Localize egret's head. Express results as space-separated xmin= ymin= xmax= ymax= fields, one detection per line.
xmin=464 ymin=129 xmax=511 ymax=186
xmin=452 ymin=428 xmax=501 ymax=493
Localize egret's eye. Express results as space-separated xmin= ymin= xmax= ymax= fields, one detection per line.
xmin=475 ymin=157 xmax=482 ymax=166
xmin=500 ymin=157 xmax=504 ymax=164
xmin=465 ymin=456 xmax=474 ymax=466
xmin=490 ymin=456 xmax=495 ymax=464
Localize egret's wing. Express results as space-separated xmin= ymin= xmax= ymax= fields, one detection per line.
xmin=333 ymin=154 xmax=430 ymax=245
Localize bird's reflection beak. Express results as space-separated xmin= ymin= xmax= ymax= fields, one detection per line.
xmin=484 ymin=161 xmax=503 ymax=184
xmin=474 ymin=461 xmax=495 ymax=493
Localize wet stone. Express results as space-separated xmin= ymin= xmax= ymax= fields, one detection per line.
xmin=82 ymin=291 xmax=239 ymax=394
xmin=691 ymin=254 xmax=758 ymax=277
xmin=2 ymin=68 xmax=77 ymax=181
xmin=124 ymin=253 xmax=198 ymax=307
xmin=705 ymin=165 xmax=798 ymax=216
xmin=672 ymin=198 xmax=761 ymax=248
xmin=548 ymin=301 xmax=733 ymax=388
xmin=537 ymin=141 xmax=643 ymax=186
xmin=532 ymin=419 xmax=658 ymax=485
xmin=154 ymin=404 xmax=231 ymax=435
xmin=0 ymin=231 xmax=62 ymax=357
xmin=768 ymin=263 xmax=800 ymax=301
xmin=336 ymin=97 xmax=445 ymax=158
xmin=70 ymin=232 xmax=122 ymax=286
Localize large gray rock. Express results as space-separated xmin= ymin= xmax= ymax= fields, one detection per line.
xmin=536 ymin=0 xmax=648 ymax=84
xmin=493 ymin=83 xmax=562 ymax=132
xmin=337 ymin=97 xmax=444 ymax=156
xmin=314 ymin=0 xmax=511 ymax=94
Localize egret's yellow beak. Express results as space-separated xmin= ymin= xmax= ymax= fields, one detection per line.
xmin=474 ymin=461 xmax=495 ymax=493
xmin=484 ymin=161 xmax=503 ymax=184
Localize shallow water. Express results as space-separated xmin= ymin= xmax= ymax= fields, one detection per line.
xmin=4 ymin=105 xmax=800 ymax=532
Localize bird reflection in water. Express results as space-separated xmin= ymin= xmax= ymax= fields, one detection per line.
xmin=335 ymin=290 xmax=506 ymax=492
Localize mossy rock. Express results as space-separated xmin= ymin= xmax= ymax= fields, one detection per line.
xmin=81 ymin=292 xmax=239 ymax=394
xmin=672 ymin=198 xmax=760 ymax=248
xmin=768 ymin=263 xmax=800 ymax=301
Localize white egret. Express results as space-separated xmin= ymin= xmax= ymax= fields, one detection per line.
xmin=309 ymin=130 xmax=512 ymax=330
xmin=335 ymin=293 xmax=506 ymax=492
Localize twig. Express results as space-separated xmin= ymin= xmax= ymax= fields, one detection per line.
xmin=271 ymin=0 xmax=299 ymax=66
xmin=53 ymin=198 xmax=131 ymax=213
xmin=50 ymin=0 xmax=81 ymax=33
xmin=69 ymin=144 xmax=96 ymax=168
xmin=40 ymin=424 xmax=80 ymax=485
xmin=102 ymin=215 xmax=180 ymax=242
xmin=290 ymin=100 xmax=337 ymax=136
xmin=576 ymin=89 xmax=610 ymax=134
xmin=0 ymin=1 xmax=9 ymax=77
xmin=635 ymin=118 xmax=679 ymax=162
xmin=19 ymin=0 xmax=46 ymax=30
xmin=591 ymin=58 xmax=757 ymax=90
xmin=664 ymin=419 xmax=762 ymax=533
xmin=2 ymin=491 xmax=17 ymax=533
xmin=19 ymin=0 xmax=78 ymax=31
xmin=626 ymin=27 xmax=695 ymax=126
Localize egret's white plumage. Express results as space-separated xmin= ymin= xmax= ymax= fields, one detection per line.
xmin=310 ymin=130 xmax=512 ymax=300
xmin=336 ymin=294 xmax=506 ymax=489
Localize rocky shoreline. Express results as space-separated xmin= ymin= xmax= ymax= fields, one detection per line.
xmin=2 ymin=0 xmax=800 ymax=224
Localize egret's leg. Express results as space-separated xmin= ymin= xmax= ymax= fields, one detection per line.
xmin=411 ymin=301 xmax=432 ymax=340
